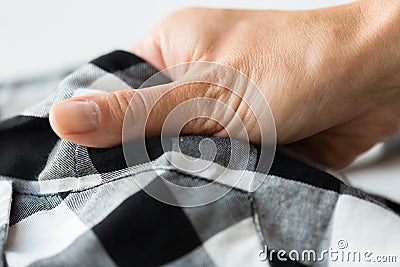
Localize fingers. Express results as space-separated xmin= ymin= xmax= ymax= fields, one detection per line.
xmin=286 ymin=100 xmax=400 ymax=169
xmin=49 ymin=82 xmax=237 ymax=148
xmin=49 ymin=83 xmax=167 ymax=148
xmin=130 ymin=33 xmax=165 ymax=72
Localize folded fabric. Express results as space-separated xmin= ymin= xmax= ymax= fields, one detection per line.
xmin=0 ymin=51 xmax=399 ymax=267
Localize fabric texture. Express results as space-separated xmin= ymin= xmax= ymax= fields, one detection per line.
xmin=0 ymin=50 xmax=399 ymax=267
xmin=0 ymin=69 xmax=71 ymax=120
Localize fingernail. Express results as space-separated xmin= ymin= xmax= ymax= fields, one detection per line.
xmin=51 ymin=100 xmax=100 ymax=134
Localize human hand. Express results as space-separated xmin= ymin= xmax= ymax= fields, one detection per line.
xmin=50 ymin=3 xmax=400 ymax=169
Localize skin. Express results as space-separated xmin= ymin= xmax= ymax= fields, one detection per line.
xmin=49 ymin=1 xmax=400 ymax=169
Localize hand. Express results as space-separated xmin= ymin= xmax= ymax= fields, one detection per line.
xmin=50 ymin=3 xmax=400 ymax=169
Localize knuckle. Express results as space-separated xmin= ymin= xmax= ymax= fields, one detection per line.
xmin=175 ymin=67 xmax=258 ymax=139
xmin=189 ymin=118 xmax=223 ymax=135
xmin=103 ymin=91 xmax=134 ymax=123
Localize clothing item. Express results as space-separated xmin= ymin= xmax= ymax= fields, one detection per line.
xmin=0 ymin=69 xmax=72 ymax=120
xmin=0 ymin=51 xmax=399 ymax=267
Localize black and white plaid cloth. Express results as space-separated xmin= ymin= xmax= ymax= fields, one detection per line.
xmin=0 ymin=51 xmax=399 ymax=267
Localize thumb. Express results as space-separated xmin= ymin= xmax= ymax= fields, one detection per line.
xmin=49 ymin=82 xmax=235 ymax=148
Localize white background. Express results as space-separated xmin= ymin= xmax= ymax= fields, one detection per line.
xmin=1 ymin=0 xmax=399 ymax=202
xmin=0 ymin=0 xmax=353 ymax=82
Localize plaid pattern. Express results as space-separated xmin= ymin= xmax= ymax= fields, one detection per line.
xmin=0 ymin=51 xmax=399 ymax=267
xmin=0 ymin=69 xmax=72 ymax=120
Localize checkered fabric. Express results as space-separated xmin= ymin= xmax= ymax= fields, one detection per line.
xmin=0 ymin=51 xmax=399 ymax=267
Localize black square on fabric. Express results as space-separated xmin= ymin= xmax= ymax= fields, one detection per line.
xmin=0 ymin=116 xmax=59 ymax=180
xmin=90 ymin=50 xmax=145 ymax=73
xmin=93 ymin=179 xmax=202 ymax=267
xmin=87 ymin=137 xmax=166 ymax=173
xmin=268 ymin=151 xmax=341 ymax=192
